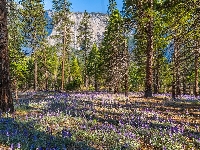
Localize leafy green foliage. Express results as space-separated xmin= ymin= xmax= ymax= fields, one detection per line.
xmin=77 ymin=10 xmax=93 ymax=88
xmin=20 ymin=0 xmax=47 ymax=49
xmin=100 ymin=4 xmax=127 ymax=92
xmin=87 ymin=43 xmax=102 ymax=91
xmin=66 ymin=56 xmax=82 ymax=90
xmin=7 ymin=0 xmax=200 ymax=97
xmin=8 ymin=1 xmax=28 ymax=91
xmin=52 ymin=0 xmax=74 ymax=91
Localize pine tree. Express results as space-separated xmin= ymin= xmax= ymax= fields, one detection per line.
xmin=194 ymin=40 xmax=199 ymax=97
xmin=143 ymin=0 xmax=154 ymax=97
xmin=124 ymin=0 xmax=155 ymax=97
xmin=121 ymin=1 xmax=130 ymax=97
xmin=100 ymin=0 xmax=127 ymax=93
xmin=0 ymin=0 xmax=14 ymax=113
xmin=161 ymin=0 xmax=199 ymax=98
xmin=8 ymin=0 xmax=26 ymax=99
xmin=69 ymin=56 xmax=82 ymax=90
xmin=87 ymin=43 xmax=101 ymax=91
xmin=36 ymin=41 xmax=50 ymax=90
xmin=52 ymin=0 xmax=73 ymax=91
xmin=21 ymin=0 xmax=47 ymax=91
xmin=77 ymin=10 xmax=93 ymax=89
xmin=45 ymin=46 xmax=59 ymax=90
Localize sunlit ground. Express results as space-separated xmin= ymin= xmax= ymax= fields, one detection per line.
xmin=0 ymin=91 xmax=199 ymax=149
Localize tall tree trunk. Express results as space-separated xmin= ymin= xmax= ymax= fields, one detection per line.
xmin=175 ymin=43 xmax=181 ymax=96
xmin=61 ymin=26 xmax=66 ymax=91
xmin=124 ymin=38 xmax=129 ymax=97
xmin=43 ymin=45 xmax=48 ymax=91
xmin=84 ymin=46 xmax=88 ymax=89
xmin=67 ymin=51 xmax=71 ymax=84
xmin=182 ymin=73 xmax=186 ymax=95
xmin=83 ymin=33 xmax=88 ymax=89
xmin=153 ymin=66 xmax=159 ymax=94
xmin=54 ymin=65 xmax=58 ymax=91
xmin=172 ymin=36 xmax=178 ymax=99
xmin=34 ymin=57 xmax=38 ymax=91
xmin=154 ymin=53 xmax=160 ymax=94
xmin=172 ymin=60 xmax=176 ymax=99
xmin=144 ymin=0 xmax=153 ymax=98
xmin=124 ymin=73 xmax=128 ymax=97
xmin=14 ymin=79 xmax=18 ymax=100
xmin=33 ymin=31 xmax=37 ymax=91
xmin=194 ymin=41 xmax=199 ymax=97
xmin=176 ymin=75 xmax=181 ymax=96
xmin=172 ymin=80 xmax=176 ymax=99
xmin=0 ymin=0 xmax=14 ymax=113
xmin=45 ymin=71 xmax=48 ymax=91
xmin=94 ymin=65 xmax=98 ymax=92
xmin=153 ymin=45 xmax=159 ymax=94
xmin=189 ymin=84 xmax=192 ymax=95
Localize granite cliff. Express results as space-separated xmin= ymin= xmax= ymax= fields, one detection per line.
xmin=45 ymin=10 xmax=108 ymax=49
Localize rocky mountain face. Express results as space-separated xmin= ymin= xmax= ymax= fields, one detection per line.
xmin=45 ymin=10 xmax=108 ymax=49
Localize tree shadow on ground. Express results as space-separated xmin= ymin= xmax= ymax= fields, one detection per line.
xmin=46 ymin=95 xmax=200 ymax=140
xmin=0 ymin=117 xmax=95 ymax=150
xmin=12 ymin=91 xmax=200 ymax=149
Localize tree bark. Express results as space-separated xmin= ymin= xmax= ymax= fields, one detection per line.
xmin=154 ymin=53 xmax=160 ymax=94
xmin=176 ymin=75 xmax=181 ymax=96
xmin=94 ymin=65 xmax=98 ymax=92
xmin=34 ymin=57 xmax=38 ymax=91
xmin=14 ymin=79 xmax=18 ymax=100
xmin=172 ymin=81 xmax=176 ymax=99
xmin=182 ymin=73 xmax=186 ymax=95
xmin=44 ymin=50 xmax=48 ymax=91
xmin=67 ymin=51 xmax=71 ymax=84
xmin=175 ymin=41 xmax=181 ymax=96
xmin=172 ymin=36 xmax=178 ymax=99
xmin=194 ymin=41 xmax=199 ymax=97
xmin=45 ymin=71 xmax=48 ymax=91
xmin=144 ymin=0 xmax=153 ymax=98
xmin=124 ymin=38 xmax=129 ymax=97
xmin=84 ymin=38 xmax=88 ymax=89
xmin=0 ymin=0 xmax=14 ymax=113
xmin=61 ymin=26 xmax=66 ymax=91
xmin=153 ymin=66 xmax=159 ymax=94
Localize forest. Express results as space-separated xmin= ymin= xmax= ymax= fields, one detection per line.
xmin=0 ymin=0 xmax=199 ymax=149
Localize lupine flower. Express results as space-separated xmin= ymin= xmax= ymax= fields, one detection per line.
xmin=10 ymin=143 xmax=14 ymax=149
xmin=6 ymin=131 xmax=9 ymax=137
xmin=17 ymin=143 xmax=21 ymax=149
xmin=62 ymin=129 xmax=72 ymax=138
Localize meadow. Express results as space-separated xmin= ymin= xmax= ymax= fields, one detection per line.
xmin=0 ymin=91 xmax=199 ymax=150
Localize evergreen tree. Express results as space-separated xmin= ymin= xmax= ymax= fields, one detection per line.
xmin=68 ymin=55 xmax=82 ymax=90
xmin=52 ymin=0 xmax=73 ymax=91
xmin=161 ymin=0 xmax=199 ymax=98
xmin=36 ymin=42 xmax=59 ymax=90
xmin=143 ymin=0 xmax=154 ymax=98
xmin=100 ymin=0 xmax=127 ymax=93
xmin=87 ymin=43 xmax=101 ymax=91
xmin=21 ymin=0 xmax=47 ymax=91
xmin=0 ymin=0 xmax=14 ymax=113
xmin=8 ymin=0 xmax=26 ymax=98
xmin=124 ymin=0 xmax=200 ymax=98
xmin=124 ymin=0 xmax=155 ymax=97
xmin=77 ymin=10 xmax=93 ymax=89
xmin=45 ymin=46 xmax=59 ymax=90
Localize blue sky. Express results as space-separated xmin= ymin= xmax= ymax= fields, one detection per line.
xmin=44 ymin=0 xmax=123 ymax=13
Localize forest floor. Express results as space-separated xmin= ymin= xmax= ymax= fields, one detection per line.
xmin=0 ymin=91 xmax=199 ymax=149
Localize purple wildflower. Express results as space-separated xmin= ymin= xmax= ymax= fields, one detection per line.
xmin=62 ymin=129 xmax=72 ymax=138
xmin=17 ymin=143 xmax=21 ymax=149
xmin=10 ymin=143 xmax=14 ymax=149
